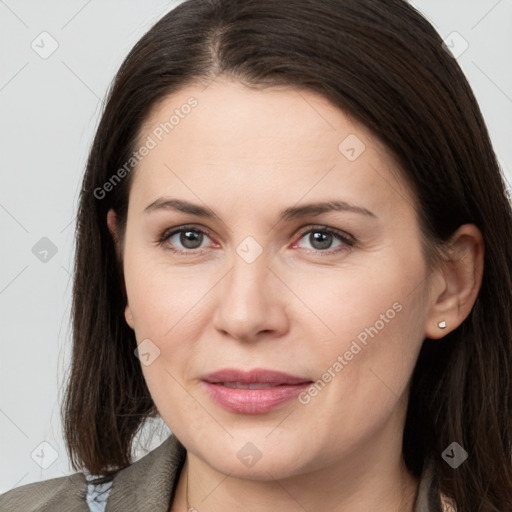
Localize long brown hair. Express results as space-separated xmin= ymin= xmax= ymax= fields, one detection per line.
xmin=62 ymin=0 xmax=512 ymax=509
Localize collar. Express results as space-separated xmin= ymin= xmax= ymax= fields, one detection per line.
xmin=105 ymin=432 xmax=186 ymax=511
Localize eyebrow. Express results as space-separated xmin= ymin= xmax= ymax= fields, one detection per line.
xmin=143 ymin=197 xmax=377 ymax=220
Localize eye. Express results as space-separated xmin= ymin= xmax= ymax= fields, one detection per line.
xmin=293 ymin=226 xmax=355 ymax=255
xmin=156 ymin=224 xmax=355 ymax=256
xmin=157 ymin=225 xmax=213 ymax=254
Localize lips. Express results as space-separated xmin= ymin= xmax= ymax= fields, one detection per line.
xmin=221 ymin=382 xmax=280 ymax=389
xmin=201 ymin=368 xmax=312 ymax=386
xmin=201 ymin=368 xmax=313 ymax=414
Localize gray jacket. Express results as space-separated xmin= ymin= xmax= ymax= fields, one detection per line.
xmin=0 ymin=433 xmax=452 ymax=511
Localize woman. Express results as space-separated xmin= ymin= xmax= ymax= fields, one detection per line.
xmin=1 ymin=0 xmax=511 ymax=510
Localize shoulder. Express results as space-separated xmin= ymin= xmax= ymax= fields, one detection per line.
xmin=105 ymin=432 xmax=187 ymax=510
xmin=0 ymin=472 xmax=90 ymax=512
xmin=0 ymin=433 xmax=187 ymax=512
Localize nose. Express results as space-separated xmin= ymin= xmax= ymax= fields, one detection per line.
xmin=212 ymin=247 xmax=289 ymax=343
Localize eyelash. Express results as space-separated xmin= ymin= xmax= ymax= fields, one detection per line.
xmin=156 ymin=224 xmax=355 ymax=257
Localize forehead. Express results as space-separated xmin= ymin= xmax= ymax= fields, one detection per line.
xmin=129 ymin=77 xmax=415 ymax=220
xmin=139 ymin=77 xmax=382 ymax=159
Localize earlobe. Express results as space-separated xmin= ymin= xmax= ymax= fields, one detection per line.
xmin=424 ymin=224 xmax=484 ymax=340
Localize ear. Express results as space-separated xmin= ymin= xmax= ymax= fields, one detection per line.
xmin=107 ymin=209 xmax=121 ymax=259
xmin=124 ymin=301 xmax=135 ymax=330
xmin=107 ymin=209 xmax=134 ymax=330
xmin=424 ymin=224 xmax=484 ymax=339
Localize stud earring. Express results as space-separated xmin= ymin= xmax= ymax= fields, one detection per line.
xmin=438 ymin=320 xmax=446 ymax=329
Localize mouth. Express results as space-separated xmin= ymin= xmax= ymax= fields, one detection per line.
xmin=200 ymin=368 xmax=313 ymax=414
xmin=213 ymin=382 xmax=290 ymax=389
xmin=201 ymin=367 xmax=313 ymax=386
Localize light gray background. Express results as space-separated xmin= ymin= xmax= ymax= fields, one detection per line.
xmin=1 ymin=0 xmax=511 ymax=493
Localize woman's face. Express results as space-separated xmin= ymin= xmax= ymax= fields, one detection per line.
xmin=111 ymin=77 xmax=436 ymax=479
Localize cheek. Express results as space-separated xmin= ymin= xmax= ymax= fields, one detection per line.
xmin=303 ymin=256 xmax=422 ymax=356
xmin=123 ymin=245 xmax=206 ymax=337
xmin=293 ymin=253 xmax=427 ymax=416
xmin=123 ymin=257 xmax=208 ymax=419
xmin=122 ymin=250 xmax=223 ymax=399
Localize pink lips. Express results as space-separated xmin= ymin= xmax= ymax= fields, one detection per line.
xmin=201 ymin=368 xmax=313 ymax=414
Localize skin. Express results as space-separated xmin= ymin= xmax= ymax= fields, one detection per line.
xmin=107 ymin=76 xmax=484 ymax=512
